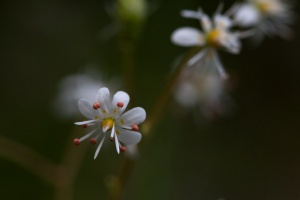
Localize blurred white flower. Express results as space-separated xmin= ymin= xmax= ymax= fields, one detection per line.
xmin=175 ymin=67 xmax=234 ymax=120
xmin=171 ymin=7 xmax=241 ymax=79
xmin=233 ymin=0 xmax=294 ymax=40
xmin=74 ymin=87 xmax=146 ymax=159
xmin=52 ymin=69 xmax=118 ymax=119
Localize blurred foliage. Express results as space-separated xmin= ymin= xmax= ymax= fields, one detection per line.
xmin=1 ymin=0 xmax=300 ymax=200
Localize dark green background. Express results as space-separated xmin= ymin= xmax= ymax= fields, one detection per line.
xmin=1 ymin=0 xmax=300 ymax=199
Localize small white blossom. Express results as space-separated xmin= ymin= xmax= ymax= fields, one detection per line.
xmin=53 ymin=69 xmax=118 ymax=119
xmin=175 ymin=68 xmax=234 ymax=120
xmin=233 ymin=0 xmax=294 ymax=40
xmin=74 ymin=87 xmax=146 ymax=159
xmin=171 ymin=8 xmax=241 ymax=78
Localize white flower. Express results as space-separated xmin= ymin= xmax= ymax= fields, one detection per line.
xmin=233 ymin=0 xmax=294 ymax=40
xmin=171 ymin=8 xmax=241 ymax=78
xmin=52 ymin=69 xmax=119 ymax=119
xmin=175 ymin=68 xmax=234 ymax=120
xmin=74 ymin=87 xmax=146 ymax=159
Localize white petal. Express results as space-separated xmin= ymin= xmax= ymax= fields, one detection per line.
xmin=187 ymin=49 xmax=208 ymax=66
xmin=200 ymin=14 xmax=212 ymax=32
xmin=78 ymin=99 xmax=98 ymax=119
xmin=119 ymin=107 xmax=146 ymax=126
xmin=79 ymin=128 xmax=98 ymax=142
xmin=171 ymin=27 xmax=204 ymax=47
xmin=94 ymin=134 xmax=106 ymax=159
xmin=214 ymin=14 xmax=232 ymax=29
xmin=233 ymin=4 xmax=259 ymax=27
xmin=111 ymin=91 xmax=130 ymax=115
xmin=212 ymin=52 xmax=228 ymax=79
xmin=175 ymin=82 xmax=198 ymax=107
xmin=117 ymin=128 xmax=142 ymax=145
xmin=181 ymin=10 xmax=202 ymax=19
xmin=220 ymin=33 xmax=241 ymax=54
xmin=114 ymin=127 xmax=120 ymax=154
xmin=95 ymin=87 xmax=110 ymax=114
xmin=74 ymin=119 xmax=96 ymax=125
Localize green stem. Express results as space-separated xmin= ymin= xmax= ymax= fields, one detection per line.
xmin=106 ymin=48 xmax=198 ymax=200
xmin=120 ymin=34 xmax=136 ymax=101
xmin=0 ymin=129 xmax=89 ymax=200
xmin=142 ymin=48 xmax=199 ymax=135
xmin=0 ymin=135 xmax=58 ymax=185
xmin=53 ymin=128 xmax=90 ymax=200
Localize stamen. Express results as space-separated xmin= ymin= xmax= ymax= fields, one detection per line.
xmin=117 ymin=102 xmax=124 ymax=108
xmin=258 ymin=2 xmax=271 ymax=13
xmin=90 ymin=138 xmax=97 ymax=144
xmin=79 ymin=129 xmax=97 ymax=142
xmin=94 ymin=135 xmax=106 ymax=159
xmin=73 ymin=138 xmax=80 ymax=145
xmin=101 ymin=118 xmax=115 ymax=132
xmin=131 ymin=124 xmax=139 ymax=131
xmin=206 ymin=29 xmax=221 ymax=46
xmin=120 ymin=146 xmax=126 ymax=152
xmin=110 ymin=125 xmax=115 ymax=139
xmin=93 ymin=102 xmax=101 ymax=110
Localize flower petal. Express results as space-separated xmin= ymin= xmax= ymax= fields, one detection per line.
xmin=212 ymin=52 xmax=228 ymax=79
xmin=175 ymin=82 xmax=198 ymax=107
xmin=78 ymin=99 xmax=98 ymax=119
xmin=187 ymin=49 xmax=208 ymax=66
xmin=79 ymin=128 xmax=98 ymax=142
xmin=233 ymin=4 xmax=259 ymax=27
xmin=95 ymin=87 xmax=110 ymax=114
xmin=200 ymin=13 xmax=212 ymax=32
xmin=181 ymin=9 xmax=202 ymax=19
xmin=220 ymin=33 xmax=241 ymax=54
xmin=171 ymin=27 xmax=204 ymax=47
xmin=114 ymin=126 xmax=120 ymax=154
xmin=214 ymin=14 xmax=232 ymax=29
xmin=118 ymin=107 xmax=146 ymax=126
xmin=111 ymin=91 xmax=130 ymax=115
xmin=117 ymin=128 xmax=142 ymax=145
xmin=74 ymin=119 xmax=96 ymax=125
xmin=94 ymin=134 xmax=106 ymax=159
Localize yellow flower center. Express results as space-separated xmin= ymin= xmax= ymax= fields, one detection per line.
xmin=206 ymin=29 xmax=221 ymax=46
xmin=101 ymin=118 xmax=115 ymax=132
xmin=257 ymin=2 xmax=271 ymax=13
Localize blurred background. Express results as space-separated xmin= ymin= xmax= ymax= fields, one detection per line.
xmin=1 ymin=0 xmax=300 ymax=199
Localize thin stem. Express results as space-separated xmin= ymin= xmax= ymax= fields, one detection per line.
xmin=142 ymin=48 xmax=199 ymax=135
xmin=0 ymin=135 xmax=58 ymax=185
xmin=53 ymin=128 xmax=90 ymax=200
xmin=0 ymin=129 xmax=90 ymax=200
xmin=106 ymin=48 xmax=199 ymax=200
xmin=120 ymin=34 xmax=136 ymax=101
xmin=106 ymin=156 xmax=135 ymax=200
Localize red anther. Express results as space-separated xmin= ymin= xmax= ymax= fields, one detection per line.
xmin=131 ymin=124 xmax=139 ymax=131
xmin=120 ymin=146 xmax=126 ymax=152
xmin=73 ymin=138 xmax=80 ymax=145
xmin=117 ymin=102 xmax=124 ymax=108
xmin=109 ymin=137 xmax=114 ymax=141
xmin=93 ymin=102 xmax=101 ymax=110
xmin=90 ymin=138 xmax=97 ymax=144
xmin=82 ymin=124 xmax=88 ymax=128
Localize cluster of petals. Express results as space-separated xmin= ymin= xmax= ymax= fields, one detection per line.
xmin=171 ymin=7 xmax=241 ymax=79
xmin=53 ymin=70 xmax=106 ymax=119
xmin=175 ymin=64 xmax=234 ymax=120
xmin=233 ymin=0 xmax=294 ymax=40
xmin=74 ymin=87 xmax=146 ymax=159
